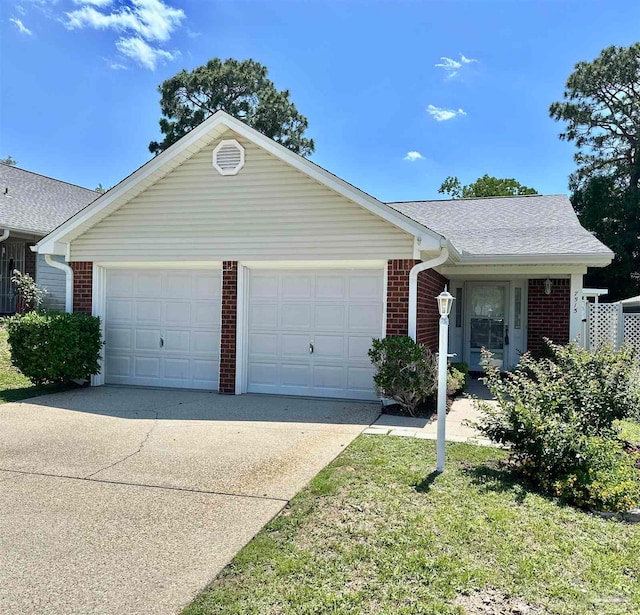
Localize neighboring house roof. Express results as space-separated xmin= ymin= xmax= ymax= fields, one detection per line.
xmin=388 ymin=194 xmax=613 ymax=264
xmin=0 ymin=163 xmax=98 ymax=236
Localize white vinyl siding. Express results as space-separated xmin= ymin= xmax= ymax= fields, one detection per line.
xmin=36 ymin=254 xmax=66 ymax=311
xmin=70 ymin=131 xmax=414 ymax=262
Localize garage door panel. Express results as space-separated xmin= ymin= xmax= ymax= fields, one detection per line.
xmin=106 ymin=355 xmax=131 ymax=378
xmin=192 ymin=360 xmax=219 ymax=386
xmin=193 ymin=273 xmax=220 ymax=299
xmin=281 ymin=334 xmax=310 ymax=357
xmin=347 ymin=367 xmax=377 ymax=393
xmin=247 ymin=269 xmax=382 ymax=400
xmin=192 ymin=330 xmax=219 ymax=354
xmin=280 ymin=304 xmax=311 ymax=329
xmin=135 ymin=328 xmax=162 ymax=351
xmin=135 ymin=356 xmax=161 ymax=378
xmin=349 ymin=274 xmax=382 ymax=299
xmin=315 ymin=275 xmax=345 ymax=300
xmin=348 ymin=336 xmax=373 ymax=360
xmin=282 ymin=275 xmax=312 ymax=299
xmin=314 ymin=304 xmax=345 ymax=329
xmin=107 ymin=299 xmax=133 ymax=322
xmin=137 ymin=273 xmax=163 ymax=297
xmin=348 ymin=304 xmax=382 ymax=330
xmin=247 ymin=362 xmax=277 ymax=386
xmin=107 ymin=273 xmax=135 ymax=297
xmin=313 ymin=335 xmax=345 ymax=358
xmin=164 ymin=274 xmax=191 ymax=298
xmin=105 ymin=269 xmax=221 ymax=390
xmin=249 ymin=304 xmax=278 ymax=329
xmin=164 ymin=329 xmax=190 ymax=353
xmin=248 ymin=332 xmax=278 ymax=357
xmin=164 ymin=357 xmax=189 ymax=380
xmin=313 ymin=365 xmax=344 ymax=390
xmin=164 ymin=301 xmax=191 ymax=324
xmin=135 ymin=300 xmax=162 ymax=323
xmin=281 ymin=363 xmax=311 ymax=387
xmin=106 ymin=327 xmax=132 ymax=350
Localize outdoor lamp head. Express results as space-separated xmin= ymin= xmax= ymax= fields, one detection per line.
xmin=436 ymin=287 xmax=455 ymax=317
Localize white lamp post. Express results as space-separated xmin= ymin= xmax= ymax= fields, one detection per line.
xmin=436 ymin=286 xmax=454 ymax=473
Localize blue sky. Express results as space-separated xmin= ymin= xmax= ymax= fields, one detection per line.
xmin=1 ymin=0 xmax=639 ymax=202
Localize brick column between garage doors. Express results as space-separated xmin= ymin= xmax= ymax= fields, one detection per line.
xmin=219 ymin=261 xmax=238 ymax=394
xmin=71 ymin=262 xmax=93 ymax=314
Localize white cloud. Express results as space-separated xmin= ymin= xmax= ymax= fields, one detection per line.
xmin=116 ymin=36 xmax=177 ymax=70
xmin=64 ymin=0 xmax=184 ymax=70
xmin=10 ymin=17 xmax=32 ymax=35
xmin=73 ymin=0 xmax=114 ymax=6
xmin=404 ymin=151 xmax=424 ymax=162
xmin=427 ymin=105 xmax=466 ymax=121
xmin=103 ymin=56 xmax=128 ymax=70
xmin=66 ymin=0 xmax=184 ymax=42
xmin=435 ymin=53 xmax=478 ymax=78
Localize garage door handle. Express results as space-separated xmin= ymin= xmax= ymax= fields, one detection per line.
xmin=309 ymin=342 xmax=314 ymax=354
xmin=160 ymin=337 xmax=164 ymax=348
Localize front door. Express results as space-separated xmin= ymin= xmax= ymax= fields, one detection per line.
xmin=466 ymin=283 xmax=508 ymax=371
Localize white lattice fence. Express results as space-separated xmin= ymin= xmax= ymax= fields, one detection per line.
xmin=623 ymin=313 xmax=640 ymax=349
xmin=587 ymin=303 xmax=640 ymax=350
xmin=587 ymin=303 xmax=620 ymax=349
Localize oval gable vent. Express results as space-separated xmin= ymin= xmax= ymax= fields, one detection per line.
xmin=213 ymin=139 xmax=245 ymax=176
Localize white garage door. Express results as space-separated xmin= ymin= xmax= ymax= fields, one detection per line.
xmin=247 ymin=269 xmax=384 ymax=400
xmin=105 ymin=269 xmax=221 ymax=389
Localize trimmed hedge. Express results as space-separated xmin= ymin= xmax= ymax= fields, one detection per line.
xmin=6 ymin=311 xmax=103 ymax=385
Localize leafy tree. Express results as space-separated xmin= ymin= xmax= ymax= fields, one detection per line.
xmin=0 ymin=155 xmax=17 ymax=166
xmin=94 ymin=184 xmax=106 ymax=194
xmin=572 ymin=175 xmax=640 ymax=300
xmin=550 ymin=43 xmax=640 ymax=191
xmin=149 ymin=58 xmax=314 ymax=156
xmin=438 ymin=174 xmax=538 ymax=198
xmin=550 ymin=43 xmax=640 ymax=299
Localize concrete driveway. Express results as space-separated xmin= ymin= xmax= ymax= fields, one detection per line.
xmin=0 ymin=387 xmax=378 ymax=615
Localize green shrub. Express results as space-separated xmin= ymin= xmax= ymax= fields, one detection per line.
xmin=368 ymin=336 xmax=437 ymax=416
xmin=449 ymin=362 xmax=468 ymax=391
xmin=476 ymin=340 xmax=640 ymax=512
xmin=447 ymin=364 xmax=466 ymax=396
xmin=551 ymin=437 xmax=640 ymax=513
xmin=6 ymin=311 xmax=103 ymax=385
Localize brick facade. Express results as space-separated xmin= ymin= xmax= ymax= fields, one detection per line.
xmin=24 ymin=244 xmax=36 ymax=278
xmin=416 ymin=268 xmax=449 ymax=352
xmin=219 ymin=261 xmax=238 ymax=394
xmin=386 ymin=259 xmax=418 ymax=337
xmin=386 ymin=259 xmax=449 ymax=347
xmin=527 ymin=278 xmax=570 ymax=353
xmin=71 ymin=261 xmax=93 ymax=314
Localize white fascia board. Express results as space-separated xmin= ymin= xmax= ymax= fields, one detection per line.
xmin=36 ymin=110 xmax=444 ymax=255
xmin=453 ymin=252 xmax=613 ymax=267
xmin=439 ymin=263 xmax=588 ymax=278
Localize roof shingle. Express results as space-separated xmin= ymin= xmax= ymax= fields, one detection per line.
xmin=0 ymin=164 xmax=98 ymax=235
xmin=387 ymin=194 xmax=612 ymax=258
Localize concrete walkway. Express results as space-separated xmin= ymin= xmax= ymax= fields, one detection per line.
xmin=0 ymin=387 xmax=378 ymax=615
xmin=364 ymin=379 xmax=496 ymax=446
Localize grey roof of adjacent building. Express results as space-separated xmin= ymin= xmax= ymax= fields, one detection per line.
xmin=0 ymin=164 xmax=98 ymax=236
xmin=387 ymin=194 xmax=613 ymax=258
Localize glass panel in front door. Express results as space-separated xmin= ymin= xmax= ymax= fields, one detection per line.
xmin=469 ymin=285 xmax=506 ymax=371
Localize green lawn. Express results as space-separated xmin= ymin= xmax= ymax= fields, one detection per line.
xmin=184 ymin=436 xmax=640 ymax=615
xmin=0 ymin=326 xmax=61 ymax=403
xmin=618 ymin=419 xmax=640 ymax=446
